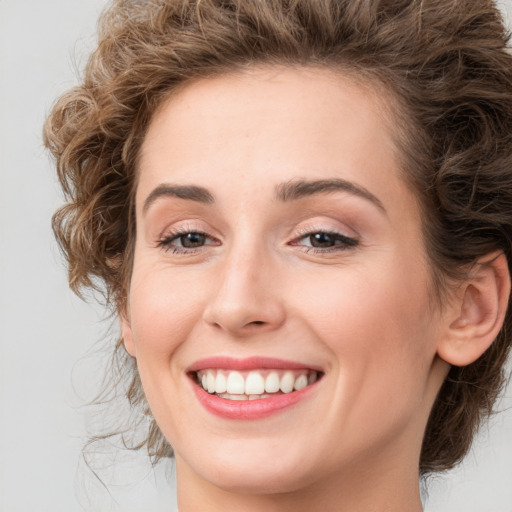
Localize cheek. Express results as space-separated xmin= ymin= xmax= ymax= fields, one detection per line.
xmin=293 ymin=261 xmax=438 ymax=448
xmin=126 ymin=265 xmax=205 ymax=422
xmin=128 ymin=262 xmax=205 ymax=354
xmin=290 ymin=257 xmax=437 ymax=386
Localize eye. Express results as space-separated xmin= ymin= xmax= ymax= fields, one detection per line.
xmin=175 ymin=232 xmax=207 ymax=248
xmin=291 ymin=230 xmax=358 ymax=253
xmin=158 ymin=229 xmax=219 ymax=253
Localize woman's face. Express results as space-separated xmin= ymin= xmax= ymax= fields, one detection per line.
xmin=123 ymin=67 xmax=449 ymax=494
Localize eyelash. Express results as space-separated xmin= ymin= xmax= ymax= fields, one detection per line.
xmin=289 ymin=228 xmax=359 ymax=254
xmin=157 ymin=227 xmax=359 ymax=255
xmin=157 ymin=227 xmax=218 ymax=254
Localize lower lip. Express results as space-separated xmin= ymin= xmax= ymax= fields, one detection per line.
xmin=191 ymin=380 xmax=318 ymax=420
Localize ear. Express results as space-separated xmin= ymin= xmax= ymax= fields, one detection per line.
xmin=437 ymin=252 xmax=510 ymax=367
xmin=120 ymin=306 xmax=137 ymax=358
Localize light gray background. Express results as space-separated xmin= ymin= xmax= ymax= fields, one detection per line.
xmin=1 ymin=1 xmax=511 ymax=511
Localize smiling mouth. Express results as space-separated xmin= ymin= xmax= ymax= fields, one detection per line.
xmin=192 ymin=368 xmax=322 ymax=400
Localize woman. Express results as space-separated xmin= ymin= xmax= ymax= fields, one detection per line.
xmin=44 ymin=0 xmax=512 ymax=510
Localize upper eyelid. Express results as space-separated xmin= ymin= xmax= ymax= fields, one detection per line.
xmin=159 ymin=222 xmax=217 ymax=238
xmin=292 ymin=222 xmax=358 ymax=240
xmin=160 ymin=229 xmax=218 ymax=244
xmin=156 ymin=218 xmax=359 ymax=242
xmin=294 ymin=230 xmax=356 ymax=240
xmin=159 ymin=225 xmax=354 ymax=238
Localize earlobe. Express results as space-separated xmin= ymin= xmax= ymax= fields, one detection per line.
xmin=120 ymin=307 xmax=137 ymax=358
xmin=437 ymin=252 xmax=510 ymax=367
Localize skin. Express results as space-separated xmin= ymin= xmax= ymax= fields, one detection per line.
xmin=121 ymin=66 xmax=504 ymax=511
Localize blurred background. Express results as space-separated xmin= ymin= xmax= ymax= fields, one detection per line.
xmin=1 ymin=1 xmax=511 ymax=510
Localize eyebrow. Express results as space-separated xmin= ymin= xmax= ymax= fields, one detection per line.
xmin=142 ymin=178 xmax=386 ymax=214
xmin=142 ymin=184 xmax=214 ymax=214
xmin=275 ymin=178 xmax=386 ymax=213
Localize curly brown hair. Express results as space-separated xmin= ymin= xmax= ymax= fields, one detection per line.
xmin=44 ymin=0 xmax=512 ymax=474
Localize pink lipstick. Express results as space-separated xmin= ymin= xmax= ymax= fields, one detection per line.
xmin=188 ymin=357 xmax=322 ymax=420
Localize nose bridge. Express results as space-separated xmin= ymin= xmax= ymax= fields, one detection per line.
xmin=222 ymin=243 xmax=261 ymax=295
xmin=203 ymin=232 xmax=285 ymax=335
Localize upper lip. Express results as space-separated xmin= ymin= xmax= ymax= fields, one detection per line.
xmin=187 ymin=356 xmax=324 ymax=373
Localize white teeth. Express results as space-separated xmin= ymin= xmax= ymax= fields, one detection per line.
xmin=280 ymin=371 xmax=295 ymax=393
xmin=245 ymin=371 xmax=265 ymax=395
xmin=207 ymin=372 xmax=216 ymax=394
xmin=217 ymin=393 xmax=272 ymax=400
xmin=198 ymin=369 xmax=320 ymax=398
xmin=215 ymin=372 xmax=227 ymax=394
xmin=265 ymin=371 xmax=280 ymax=393
xmin=226 ymin=393 xmax=245 ymax=400
xmin=226 ymin=371 xmax=245 ymax=394
xmin=294 ymin=374 xmax=308 ymax=391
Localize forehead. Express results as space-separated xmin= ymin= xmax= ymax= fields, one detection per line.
xmin=137 ymin=66 xmax=414 ymax=215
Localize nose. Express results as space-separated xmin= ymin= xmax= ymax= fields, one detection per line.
xmin=202 ymin=246 xmax=286 ymax=337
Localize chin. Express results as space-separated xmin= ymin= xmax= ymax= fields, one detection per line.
xmin=202 ymin=463 xmax=315 ymax=495
xmin=177 ymin=437 xmax=323 ymax=495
